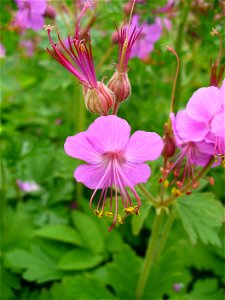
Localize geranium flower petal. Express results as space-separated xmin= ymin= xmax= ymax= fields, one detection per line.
xmin=121 ymin=162 xmax=151 ymax=186
xmin=124 ymin=131 xmax=163 ymax=163
xmin=86 ymin=116 xmax=131 ymax=153
xmin=211 ymin=111 xmax=225 ymax=137
xmin=186 ymin=86 xmax=221 ymax=122
xmin=74 ymin=163 xmax=109 ymax=189
xmin=176 ymin=110 xmax=208 ymax=142
xmin=64 ymin=132 xmax=102 ymax=164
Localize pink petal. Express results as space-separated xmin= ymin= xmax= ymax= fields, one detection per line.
xmin=28 ymin=14 xmax=45 ymax=30
xmin=190 ymin=142 xmax=213 ymax=166
xmin=186 ymin=86 xmax=221 ymax=123
xmin=176 ymin=110 xmax=209 ymax=142
xmin=219 ymin=79 xmax=225 ymax=107
xmin=64 ymin=132 xmax=102 ymax=164
xmin=195 ymin=141 xmax=214 ymax=155
xmin=74 ymin=163 xmax=109 ymax=189
xmin=28 ymin=0 xmax=47 ymax=14
xmin=121 ymin=162 xmax=151 ymax=186
xmin=124 ymin=131 xmax=163 ymax=163
xmin=211 ymin=111 xmax=225 ymax=138
xmin=170 ymin=112 xmax=182 ymax=145
xmin=86 ymin=116 xmax=131 ymax=153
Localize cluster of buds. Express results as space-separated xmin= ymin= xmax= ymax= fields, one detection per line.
xmin=45 ymin=2 xmax=140 ymax=116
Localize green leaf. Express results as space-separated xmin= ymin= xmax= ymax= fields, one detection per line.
xmin=131 ymin=200 xmax=152 ymax=236
xmin=50 ymin=275 xmax=116 ymax=300
xmin=4 ymin=245 xmax=64 ymax=283
xmin=190 ymin=279 xmax=224 ymax=300
xmin=35 ymin=224 xmax=83 ymax=246
xmin=58 ymin=248 xmax=103 ymax=271
xmin=71 ymin=211 xmax=105 ymax=254
xmin=171 ymin=279 xmax=224 ymax=300
xmin=105 ymin=245 xmax=142 ymax=298
xmin=177 ymin=193 xmax=224 ymax=246
xmin=1 ymin=264 xmax=20 ymax=300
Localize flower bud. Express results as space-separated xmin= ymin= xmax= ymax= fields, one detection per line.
xmin=84 ymin=82 xmax=115 ymax=115
xmin=44 ymin=5 xmax=56 ymax=19
xmin=108 ymin=71 xmax=131 ymax=103
xmin=162 ymin=136 xmax=176 ymax=158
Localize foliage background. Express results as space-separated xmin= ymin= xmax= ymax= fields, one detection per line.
xmin=1 ymin=0 xmax=225 ymax=299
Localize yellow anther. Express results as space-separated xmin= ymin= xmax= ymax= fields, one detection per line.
xmin=80 ymin=44 xmax=85 ymax=52
xmin=43 ymin=24 xmax=55 ymax=31
xmin=221 ymin=159 xmax=225 ymax=168
xmin=133 ymin=205 xmax=140 ymax=216
xmin=124 ymin=206 xmax=134 ymax=215
xmin=118 ymin=215 xmax=125 ymax=225
xmin=171 ymin=187 xmax=183 ymax=197
xmin=105 ymin=211 xmax=113 ymax=217
xmin=163 ymin=180 xmax=169 ymax=188
xmin=94 ymin=209 xmax=104 ymax=218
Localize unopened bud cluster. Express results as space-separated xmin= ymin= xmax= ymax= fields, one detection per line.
xmin=84 ymin=82 xmax=115 ymax=115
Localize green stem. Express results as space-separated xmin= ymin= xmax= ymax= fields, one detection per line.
xmin=74 ymin=83 xmax=86 ymax=204
xmin=137 ymin=184 xmax=157 ymax=206
xmin=174 ymin=0 xmax=192 ymax=111
xmin=154 ymin=208 xmax=176 ymax=258
xmin=135 ymin=211 xmax=164 ymax=300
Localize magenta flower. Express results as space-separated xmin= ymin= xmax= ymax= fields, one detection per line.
xmin=16 ymin=180 xmax=40 ymax=192
xmin=19 ymin=39 xmax=34 ymax=57
xmin=11 ymin=0 xmax=46 ymax=31
xmin=45 ymin=3 xmax=114 ymax=115
xmin=115 ymin=19 xmax=142 ymax=72
xmin=169 ymin=110 xmax=214 ymax=190
xmin=0 ymin=43 xmax=6 ymax=58
xmin=129 ymin=15 xmax=162 ymax=60
xmin=178 ymin=80 xmax=225 ymax=156
xmin=64 ymin=115 xmax=163 ymax=231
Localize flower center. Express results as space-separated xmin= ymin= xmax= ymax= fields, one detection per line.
xmin=103 ymin=151 xmax=126 ymax=164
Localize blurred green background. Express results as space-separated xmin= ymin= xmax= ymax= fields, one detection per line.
xmin=1 ymin=0 xmax=224 ymax=299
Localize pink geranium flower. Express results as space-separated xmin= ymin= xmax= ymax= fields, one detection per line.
xmin=11 ymin=0 xmax=46 ymax=31
xmin=64 ymin=115 xmax=163 ymax=231
xmin=16 ymin=180 xmax=40 ymax=192
xmin=129 ymin=15 xmax=162 ymax=60
xmin=169 ymin=111 xmax=214 ymax=189
xmin=0 ymin=43 xmax=6 ymax=58
xmin=179 ymin=79 xmax=225 ymax=156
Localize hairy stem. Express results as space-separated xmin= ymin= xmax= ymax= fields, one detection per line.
xmin=138 ymin=184 xmax=158 ymax=206
xmin=135 ymin=211 xmax=165 ymax=300
xmin=174 ymin=0 xmax=192 ymax=110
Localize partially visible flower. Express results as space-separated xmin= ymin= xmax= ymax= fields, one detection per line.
xmin=173 ymin=283 xmax=184 ymax=293
xmin=45 ymin=3 xmax=114 ymax=115
xmin=64 ymin=115 xmax=163 ymax=231
xmin=55 ymin=118 xmax=62 ymax=125
xmin=43 ymin=4 xmax=56 ymax=19
xmin=130 ymin=15 xmax=162 ymax=60
xmin=163 ymin=110 xmax=215 ymax=192
xmin=16 ymin=180 xmax=40 ymax=192
xmin=0 ymin=43 xmax=6 ymax=58
xmin=152 ymin=0 xmax=176 ymax=15
xmin=182 ymin=80 xmax=225 ymax=159
xmin=19 ymin=39 xmax=34 ymax=56
xmin=10 ymin=0 xmax=46 ymax=31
